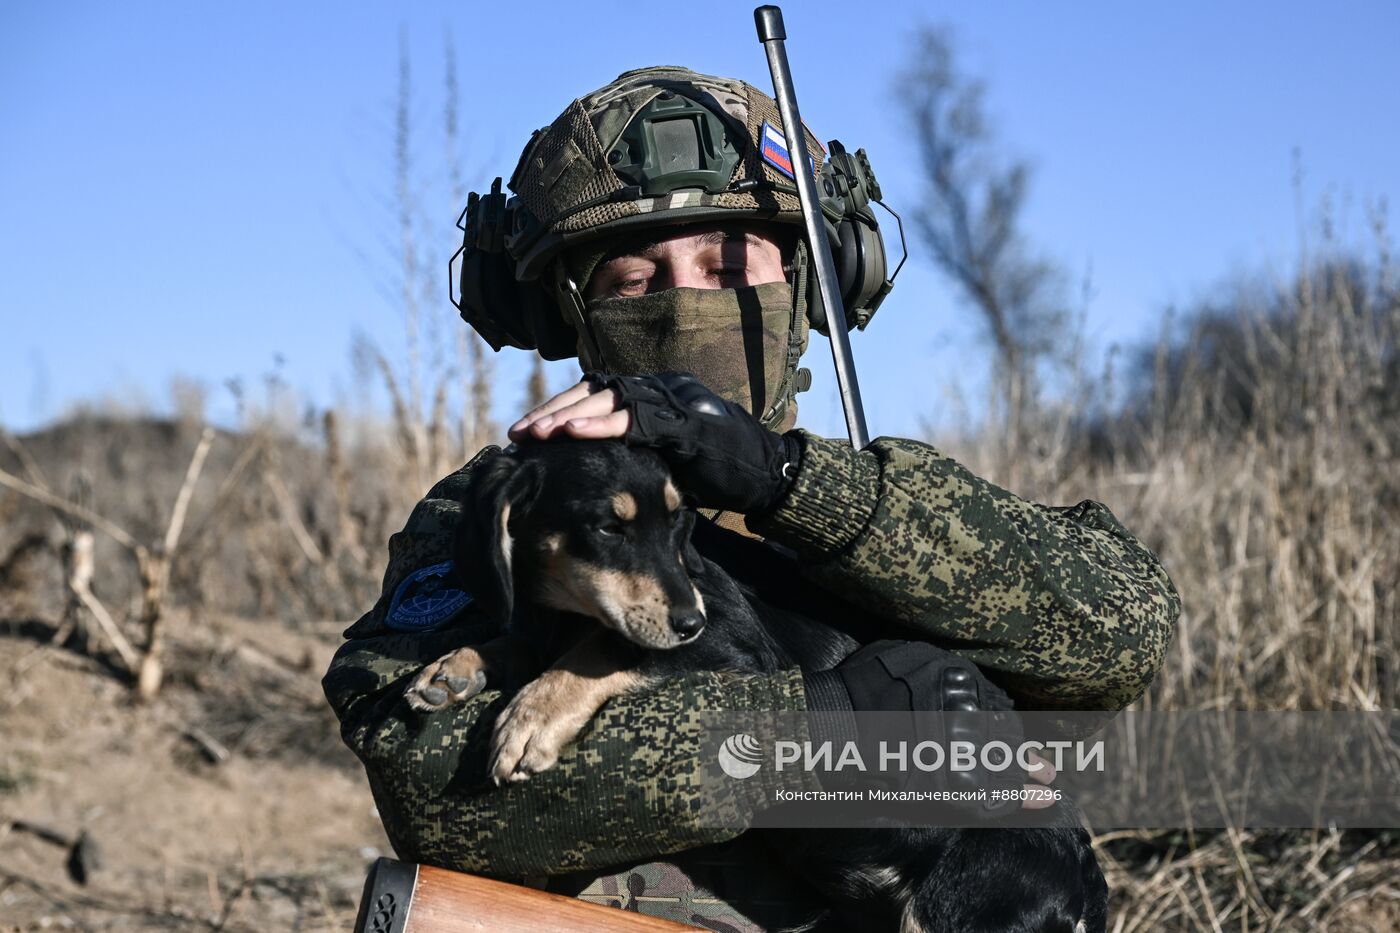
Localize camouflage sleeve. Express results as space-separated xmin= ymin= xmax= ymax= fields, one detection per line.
xmin=322 ymin=453 xmax=818 ymax=879
xmin=751 ymin=432 xmax=1181 ymax=711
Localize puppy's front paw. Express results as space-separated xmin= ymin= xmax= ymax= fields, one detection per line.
xmin=488 ymin=678 xmax=584 ymax=784
xmin=406 ymin=648 xmax=488 ymax=712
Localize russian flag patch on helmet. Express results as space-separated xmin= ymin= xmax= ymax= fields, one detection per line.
xmin=760 ymin=121 xmax=818 ymax=181
xmin=760 ymin=121 xmax=798 ymax=179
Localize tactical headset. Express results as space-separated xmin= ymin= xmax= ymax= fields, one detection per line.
xmin=449 ymin=80 xmax=905 ymax=364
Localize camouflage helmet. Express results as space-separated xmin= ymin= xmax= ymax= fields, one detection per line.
xmin=454 ymin=63 xmax=894 ymax=421
xmin=503 ymin=65 xmax=828 ymax=282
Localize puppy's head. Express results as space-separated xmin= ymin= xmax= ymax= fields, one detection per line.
xmin=455 ymin=440 xmax=706 ymax=649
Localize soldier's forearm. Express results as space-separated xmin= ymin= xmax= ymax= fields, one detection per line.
xmin=325 ymin=643 xmax=817 ymax=877
xmin=754 ymin=433 xmax=1179 ymax=710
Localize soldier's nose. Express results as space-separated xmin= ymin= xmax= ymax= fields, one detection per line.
xmin=669 ymin=607 xmax=705 ymax=640
xmin=669 ymin=265 xmax=716 ymax=290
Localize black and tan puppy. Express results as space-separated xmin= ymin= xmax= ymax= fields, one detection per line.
xmin=406 ymin=439 xmax=1107 ymax=933
xmin=405 ymin=438 xmax=831 ymax=783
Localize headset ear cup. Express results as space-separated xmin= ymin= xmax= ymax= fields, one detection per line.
xmin=803 ymin=221 xmax=855 ymax=336
xmin=835 ymin=219 xmax=862 ymax=326
xmin=808 ymin=219 xmax=862 ymax=334
xmin=851 ymin=223 xmax=887 ymax=315
xmin=834 ymin=219 xmax=891 ymax=330
xmin=457 ymin=244 xmax=528 ymax=352
xmin=456 ymin=244 xmax=578 ymax=359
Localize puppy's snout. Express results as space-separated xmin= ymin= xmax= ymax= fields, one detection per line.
xmin=668 ymin=607 xmax=705 ymax=641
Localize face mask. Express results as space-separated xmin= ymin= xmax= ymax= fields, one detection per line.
xmin=583 ymin=283 xmax=807 ymax=426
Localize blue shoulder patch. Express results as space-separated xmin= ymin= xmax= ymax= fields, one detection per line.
xmin=386 ymin=560 xmax=473 ymax=632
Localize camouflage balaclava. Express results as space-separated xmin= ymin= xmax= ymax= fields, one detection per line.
xmin=501 ymin=66 xmax=828 ymax=429
xmin=585 ymin=284 xmax=808 ymax=429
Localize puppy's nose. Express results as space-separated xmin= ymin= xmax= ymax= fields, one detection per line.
xmin=669 ymin=608 xmax=705 ymax=641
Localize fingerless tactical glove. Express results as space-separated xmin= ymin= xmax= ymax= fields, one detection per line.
xmin=586 ymin=371 xmax=800 ymax=515
xmin=803 ymin=640 xmax=1031 ymax=819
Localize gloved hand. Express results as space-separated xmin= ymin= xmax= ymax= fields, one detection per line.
xmin=584 ymin=371 xmax=801 ymax=515
xmin=803 ymin=640 xmax=1034 ymax=819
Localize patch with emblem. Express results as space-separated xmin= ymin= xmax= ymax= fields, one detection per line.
xmin=759 ymin=120 xmax=817 ymax=181
xmin=386 ymin=561 xmax=473 ymax=632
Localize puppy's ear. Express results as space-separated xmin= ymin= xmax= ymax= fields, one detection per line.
xmin=676 ymin=508 xmax=705 ymax=576
xmin=451 ymin=453 xmax=542 ymax=623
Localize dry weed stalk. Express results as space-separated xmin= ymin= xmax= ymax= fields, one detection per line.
xmin=62 ymin=529 xmax=138 ymax=671
xmin=0 ymin=426 xmax=216 ymax=698
xmin=134 ymin=426 xmax=215 ymax=697
xmin=321 ymin=409 xmax=369 ymax=570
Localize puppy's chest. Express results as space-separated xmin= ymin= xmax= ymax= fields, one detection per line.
xmin=507 ymin=609 xmax=613 ymax=670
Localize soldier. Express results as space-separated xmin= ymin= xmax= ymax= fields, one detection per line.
xmin=323 ymin=67 xmax=1179 ymax=930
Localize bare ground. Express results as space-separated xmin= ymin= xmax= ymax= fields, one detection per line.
xmin=0 ymin=613 xmax=388 ymax=932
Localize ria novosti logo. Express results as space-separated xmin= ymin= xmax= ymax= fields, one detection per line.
xmin=717 ymin=733 xmax=763 ymax=779
xmin=717 ymin=734 xmax=1106 ymax=780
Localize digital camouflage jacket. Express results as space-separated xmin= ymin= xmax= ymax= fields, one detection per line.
xmin=322 ymin=430 xmax=1180 ymax=928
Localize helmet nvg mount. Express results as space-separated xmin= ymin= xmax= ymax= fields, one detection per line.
xmin=450 ymin=65 xmax=904 ymax=363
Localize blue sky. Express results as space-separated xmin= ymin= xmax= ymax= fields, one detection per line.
xmin=3 ymin=0 xmax=1398 ymax=439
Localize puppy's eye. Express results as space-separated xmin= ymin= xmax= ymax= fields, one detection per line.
xmin=594 ymin=522 xmax=625 ymax=539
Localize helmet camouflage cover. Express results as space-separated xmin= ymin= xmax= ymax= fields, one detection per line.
xmin=504 ymin=65 xmax=828 ymax=281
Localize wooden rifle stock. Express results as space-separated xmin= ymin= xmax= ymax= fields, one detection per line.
xmin=353 ymin=858 xmax=699 ymax=932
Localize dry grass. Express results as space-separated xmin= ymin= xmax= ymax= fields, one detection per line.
xmin=974 ymin=250 xmax=1399 ymax=713
xmin=947 ymin=239 xmax=1400 ymax=929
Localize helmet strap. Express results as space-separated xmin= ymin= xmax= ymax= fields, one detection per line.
xmin=756 ymin=239 xmax=811 ymax=431
xmin=552 ymin=264 xmax=609 ymax=372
